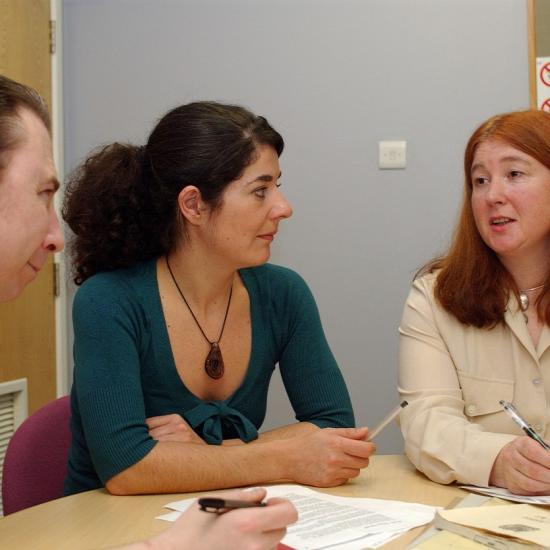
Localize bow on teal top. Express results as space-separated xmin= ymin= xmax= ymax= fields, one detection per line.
xmin=184 ymin=401 xmax=259 ymax=445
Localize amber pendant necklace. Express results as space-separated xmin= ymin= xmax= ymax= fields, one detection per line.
xmin=166 ymin=257 xmax=233 ymax=380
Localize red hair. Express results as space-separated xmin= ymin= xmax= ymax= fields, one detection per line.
xmin=423 ymin=110 xmax=550 ymax=327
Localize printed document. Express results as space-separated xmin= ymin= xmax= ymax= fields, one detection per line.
xmin=157 ymin=484 xmax=437 ymax=549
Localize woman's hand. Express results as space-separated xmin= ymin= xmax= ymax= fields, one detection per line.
xmin=283 ymin=427 xmax=376 ymax=487
xmin=489 ymin=436 xmax=550 ymax=495
xmin=146 ymin=414 xmax=206 ymax=444
xmin=144 ymin=488 xmax=298 ymax=550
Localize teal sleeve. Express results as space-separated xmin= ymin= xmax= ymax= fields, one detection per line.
xmin=277 ymin=271 xmax=355 ymax=429
xmin=72 ymin=277 xmax=157 ymax=484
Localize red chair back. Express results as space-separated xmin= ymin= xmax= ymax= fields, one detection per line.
xmin=2 ymin=395 xmax=71 ymax=515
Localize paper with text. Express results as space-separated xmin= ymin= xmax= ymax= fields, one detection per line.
xmin=157 ymin=484 xmax=437 ymax=549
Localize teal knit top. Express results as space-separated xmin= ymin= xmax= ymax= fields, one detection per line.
xmin=64 ymin=260 xmax=354 ymax=495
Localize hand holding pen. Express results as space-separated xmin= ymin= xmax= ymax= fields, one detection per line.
xmin=489 ymin=401 xmax=550 ymax=495
xmin=144 ymin=488 xmax=297 ymax=550
xmin=197 ymin=401 xmax=409 ymax=515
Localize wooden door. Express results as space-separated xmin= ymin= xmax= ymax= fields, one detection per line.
xmin=0 ymin=0 xmax=56 ymax=414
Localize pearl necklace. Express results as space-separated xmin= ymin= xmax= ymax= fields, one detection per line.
xmin=519 ymin=284 xmax=545 ymax=312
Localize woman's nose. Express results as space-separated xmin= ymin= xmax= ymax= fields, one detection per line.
xmin=271 ymin=190 xmax=293 ymax=220
xmin=486 ymin=178 xmax=507 ymax=204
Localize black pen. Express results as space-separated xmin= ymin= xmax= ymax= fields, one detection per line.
xmin=500 ymin=400 xmax=550 ymax=451
xmin=198 ymin=497 xmax=267 ymax=513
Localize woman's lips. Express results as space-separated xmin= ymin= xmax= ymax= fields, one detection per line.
xmin=258 ymin=233 xmax=275 ymax=241
xmin=489 ymin=216 xmax=515 ymax=232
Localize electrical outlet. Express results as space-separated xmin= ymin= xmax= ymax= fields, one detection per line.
xmin=379 ymin=140 xmax=407 ymax=169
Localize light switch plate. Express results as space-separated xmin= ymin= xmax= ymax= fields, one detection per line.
xmin=379 ymin=140 xmax=407 ymax=169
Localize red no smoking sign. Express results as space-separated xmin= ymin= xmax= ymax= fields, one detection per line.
xmin=537 ymin=58 xmax=550 ymax=111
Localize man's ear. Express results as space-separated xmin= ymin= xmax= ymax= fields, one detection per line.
xmin=177 ymin=185 xmax=207 ymax=226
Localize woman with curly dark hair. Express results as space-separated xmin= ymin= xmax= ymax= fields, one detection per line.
xmin=0 ymin=75 xmax=298 ymax=550
xmin=63 ymin=101 xmax=374 ymax=497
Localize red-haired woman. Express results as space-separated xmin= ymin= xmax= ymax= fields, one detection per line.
xmin=399 ymin=110 xmax=550 ymax=495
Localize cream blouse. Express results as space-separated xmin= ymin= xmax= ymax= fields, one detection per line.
xmin=398 ymin=272 xmax=550 ymax=487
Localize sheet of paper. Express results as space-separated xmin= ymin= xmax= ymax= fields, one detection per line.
xmin=158 ymin=484 xmax=437 ymax=550
xmin=439 ymin=503 xmax=550 ymax=546
xmin=460 ymin=485 xmax=550 ymax=505
xmin=409 ymin=493 xmax=490 ymax=548
xmin=413 ymin=530 xmax=488 ymax=549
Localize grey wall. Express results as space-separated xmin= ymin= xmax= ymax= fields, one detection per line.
xmin=536 ymin=0 xmax=550 ymax=56
xmin=62 ymin=0 xmax=529 ymax=453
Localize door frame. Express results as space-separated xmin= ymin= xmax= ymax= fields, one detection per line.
xmin=51 ymin=0 xmax=69 ymax=396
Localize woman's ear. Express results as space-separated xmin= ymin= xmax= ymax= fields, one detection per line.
xmin=177 ymin=185 xmax=207 ymax=226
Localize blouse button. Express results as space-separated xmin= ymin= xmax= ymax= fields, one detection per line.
xmin=467 ymin=404 xmax=477 ymax=415
xmin=532 ymin=378 xmax=542 ymax=386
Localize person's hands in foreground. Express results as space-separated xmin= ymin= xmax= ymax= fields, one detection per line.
xmin=141 ymin=487 xmax=298 ymax=550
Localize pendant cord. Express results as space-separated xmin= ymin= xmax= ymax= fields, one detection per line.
xmin=165 ymin=257 xmax=233 ymax=345
xmin=519 ymin=283 xmax=545 ymax=293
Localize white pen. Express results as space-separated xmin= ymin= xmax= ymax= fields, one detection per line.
xmin=499 ymin=400 xmax=550 ymax=451
xmin=367 ymin=400 xmax=408 ymax=441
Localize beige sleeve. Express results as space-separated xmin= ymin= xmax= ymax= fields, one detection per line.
xmin=397 ymin=277 xmax=515 ymax=487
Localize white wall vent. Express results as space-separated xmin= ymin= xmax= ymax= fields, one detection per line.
xmin=0 ymin=378 xmax=28 ymax=516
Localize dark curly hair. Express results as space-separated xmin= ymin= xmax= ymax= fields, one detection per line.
xmin=63 ymin=101 xmax=284 ymax=284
